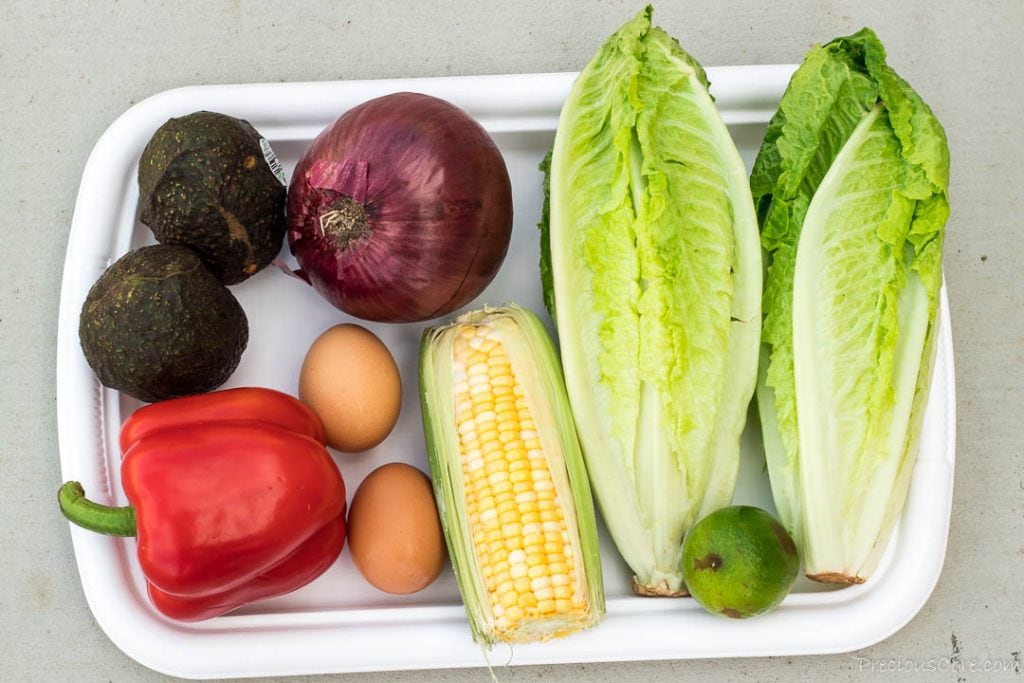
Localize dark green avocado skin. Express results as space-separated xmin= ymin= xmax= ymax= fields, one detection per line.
xmin=79 ymin=245 xmax=248 ymax=403
xmin=138 ymin=111 xmax=287 ymax=285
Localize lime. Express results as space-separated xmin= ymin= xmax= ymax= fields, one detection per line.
xmin=681 ymin=505 xmax=799 ymax=618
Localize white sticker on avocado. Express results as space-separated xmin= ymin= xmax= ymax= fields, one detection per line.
xmin=260 ymin=138 xmax=288 ymax=186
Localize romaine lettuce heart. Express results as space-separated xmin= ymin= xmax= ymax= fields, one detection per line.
xmin=542 ymin=6 xmax=761 ymax=595
xmin=752 ymin=28 xmax=949 ymax=583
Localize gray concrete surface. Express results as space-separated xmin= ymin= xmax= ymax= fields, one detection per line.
xmin=1 ymin=1 xmax=1021 ymax=681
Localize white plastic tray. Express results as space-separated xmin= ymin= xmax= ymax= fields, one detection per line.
xmin=57 ymin=67 xmax=956 ymax=679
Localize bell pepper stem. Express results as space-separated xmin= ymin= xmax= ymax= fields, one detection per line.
xmin=58 ymin=481 xmax=136 ymax=537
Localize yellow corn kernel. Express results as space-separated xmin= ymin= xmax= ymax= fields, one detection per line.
xmin=509 ymin=459 xmax=530 ymax=473
xmin=536 ymin=599 xmax=556 ymax=614
xmin=485 ymin=459 xmax=509 ymax=477
xmin=528 ymin=566 xmax=549 ymax=580
xmin=492 ymin=480 xmax=513 ymax=496
xmin=493 ymin=384 xmax=514 ymax=398
xmin=501 ymin=522 xmax=523 ymax=538
xmin=499 ymin=509 xmax=519 ymax=525
xmin=495 ymin=405 xmax=517 ymax=419
xmin=503 ymin=536 xmax=523 ymax=551
xmin=524 ymin=533 xmax=545 ymax=549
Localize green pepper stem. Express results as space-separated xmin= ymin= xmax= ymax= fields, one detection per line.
xmin=58 ymin=481 xmax=137 ymax=537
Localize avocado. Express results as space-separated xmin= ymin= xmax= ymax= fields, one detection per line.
xmin=138 ymin=111 xmax=287 ymax=285
xmin=79 ymin=245 xmax=248 ymax=402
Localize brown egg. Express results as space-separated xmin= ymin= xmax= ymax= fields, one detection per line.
xmin=347 ymin=463 xmax=446 ymax=594
xmin=299 ymin=324 xmax=401 ymax=452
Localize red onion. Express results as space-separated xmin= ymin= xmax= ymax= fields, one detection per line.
xmin=286 ymin=92 xmax=513 ymax=323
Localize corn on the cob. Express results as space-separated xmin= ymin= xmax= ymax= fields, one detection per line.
xmin=420 ymin=305 xmax=604 ymax=644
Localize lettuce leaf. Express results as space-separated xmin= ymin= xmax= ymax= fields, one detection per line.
xmin=547 ymin=6 xmax=761 ymax=593
xmin=753 ymin=28 xmax=949 ymax=581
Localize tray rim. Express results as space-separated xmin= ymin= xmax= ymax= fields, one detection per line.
xmin=56 ymin=67 xmax=956 ymax=679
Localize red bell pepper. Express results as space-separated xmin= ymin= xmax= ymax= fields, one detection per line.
xmin=58 ymin=387 xmax=346 ymax=621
